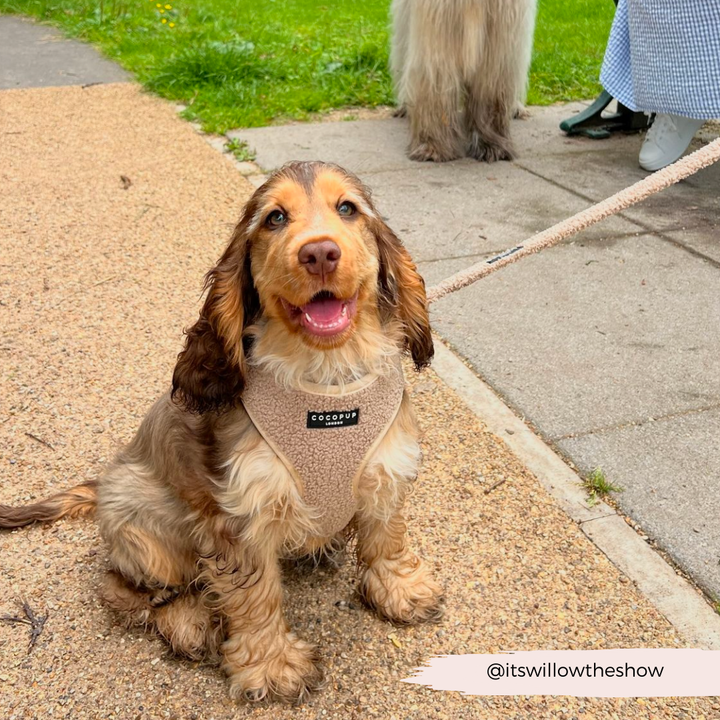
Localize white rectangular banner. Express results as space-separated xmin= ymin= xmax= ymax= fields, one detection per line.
xmin=403 ymin=650 xmax=720 ymax=697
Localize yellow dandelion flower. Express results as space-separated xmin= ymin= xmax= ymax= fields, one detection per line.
xmin=169 ymin=22 xmax=175 ymax=27
xmin=165 ymin=4 xmax=172 ymax=8
xmin=159 ymin=8 xmax=165 ymax=12
xmin=156 ymin=3 xmax=161 ymax=6
xmin=161 ymin=17 xmax=167 ymax=23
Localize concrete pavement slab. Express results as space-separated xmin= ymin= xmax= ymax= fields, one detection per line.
xmin=416 ymin=254 xmax=489 ymax=288
xmin=237 ymin=104 xmax=719 ymax=265
xmin=662 ymin=212 xmax=720 ymax=265
xmin=0 ymin=16 xmax=129 ymax=89
xmin=431 ymin=233 xmax=720 ymax=438
xmin=559 ymin=408 xmax=720 ymax=599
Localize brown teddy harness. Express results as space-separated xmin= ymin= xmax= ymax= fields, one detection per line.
xmin=240 ymin=363 xmax=406 ymax=536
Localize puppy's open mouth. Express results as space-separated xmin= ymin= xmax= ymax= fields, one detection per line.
xmin=281 ymin=290 xmax=358 ymax=338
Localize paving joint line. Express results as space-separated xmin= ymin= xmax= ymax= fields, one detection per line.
xmin=513 ymin=161 xmax=720 ymax=270
xmin=416 ymin=225 xmax=664 ymax=267
xmin=417 ymin=250 xmax=499 ymax=264
xmin=430 ymin=336 xmax=720 ymax=651
xmin=550 ymin=403 xmax=720 ymax=442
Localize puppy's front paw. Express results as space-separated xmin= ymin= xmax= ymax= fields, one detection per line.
xmin=359 ymin=553 xmax=444 ymax=625
xmin=225 ymin=633 xmax=323 ymax=704
xmin=154 ymin=593 xmax=219 ymax=661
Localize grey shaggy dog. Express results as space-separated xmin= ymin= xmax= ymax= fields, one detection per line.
xmin=391 ymin=0 xmax=537 ymax=162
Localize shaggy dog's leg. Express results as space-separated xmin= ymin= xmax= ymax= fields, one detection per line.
xmin=393 ymin=0 xmax=464 ymax=162
xmin=465 ymin=0 xmax=536 ymax=162
xmin=407 ymin=83 xmax=465 ymax=163
xmin=355 ymin=476 xmax=443 ymax=624
xmin=465 ymin=91 xmax=516 ymax=162
xmin=203 ymin=538 xmax=322 ymax=703
xmin=513 ymin=103 xmax=531 ymax=120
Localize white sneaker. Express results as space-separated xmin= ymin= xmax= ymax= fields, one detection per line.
xmin=639 ymin=113 xmax=705 ymax=171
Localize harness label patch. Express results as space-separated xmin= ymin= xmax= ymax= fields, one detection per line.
xmin=307 ymin=409 xmax=360 ymax=429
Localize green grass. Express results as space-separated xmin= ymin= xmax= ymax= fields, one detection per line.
xmin=582 ymin=467 xmax=623 ymax=507
xmin=528 ymin=0 xmax=614 ymax=105
xmin=0 ymin=0 xmax=615 ymax=133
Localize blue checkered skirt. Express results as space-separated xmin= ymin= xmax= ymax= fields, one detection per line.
xmin=600 ymin=0 xmax=720 ymax=119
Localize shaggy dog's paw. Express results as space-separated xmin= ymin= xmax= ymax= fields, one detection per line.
xmin=226 ymin=633 xmax=323 ymax=704
xmin=359 ymin=554 xmax=444 ymax=625
xmin=408 ymin=142 xmax=461 ymax=163
xmin=467 ymin=134 xmax=515 ymax=163
xmin=513 ymin=104 xmax=531 ymax=120
xmin=393 ymin=105 xmax=408 ymax=118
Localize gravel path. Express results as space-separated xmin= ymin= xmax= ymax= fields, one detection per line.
xmin=1 ymin=84 xmax=717 ymax=719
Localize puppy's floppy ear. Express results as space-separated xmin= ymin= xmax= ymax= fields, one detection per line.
xmin=372 ymin=218 xmax=434 ymax=369
xmin=172 ymin=212 xmax=261 ymax=414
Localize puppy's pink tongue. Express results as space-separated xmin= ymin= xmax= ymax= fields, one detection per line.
xmin=301 ymin=296 xmax=344 ymax=324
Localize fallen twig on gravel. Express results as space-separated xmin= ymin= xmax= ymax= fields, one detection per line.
xmin=52 ymin=275 xmax=118 ymax=308
xmin=483 ymin=477 xmax=508 ymax=495
xmin=1 ymin=599 xmax=48 ymax=654
xmin=24 ymin=432 xmax=55 ymax=451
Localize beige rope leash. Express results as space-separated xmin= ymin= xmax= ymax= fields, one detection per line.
xmin=426 ymin=136 xmax=720 ymax=304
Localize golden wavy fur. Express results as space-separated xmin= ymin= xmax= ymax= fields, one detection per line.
xmin=391 ymin=0 xmax=537 ymax=162
xmin=0 ymin=162 xmax=443 ymax=704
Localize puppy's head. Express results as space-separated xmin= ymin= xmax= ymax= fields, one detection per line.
xmin=172 ymin=161 xmax=432 ymax=414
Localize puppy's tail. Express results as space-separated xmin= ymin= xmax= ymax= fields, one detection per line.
xmin=0 ymin=480 xmax=98 ymax=529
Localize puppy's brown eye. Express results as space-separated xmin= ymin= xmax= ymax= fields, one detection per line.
xmin=265 ymin=210 xmax=287 ymax=228
xmin=337 ymin=201 xmax=356 ymax=217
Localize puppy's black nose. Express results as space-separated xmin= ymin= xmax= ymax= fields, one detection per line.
xmin=298 ymin=240 xmax=341 ymax=277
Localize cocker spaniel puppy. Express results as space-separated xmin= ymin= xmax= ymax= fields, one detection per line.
xmin=391 ymin=0 xmax=537 ymax=162
xmin=0 ymin=161 xmax=443 ymax=703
